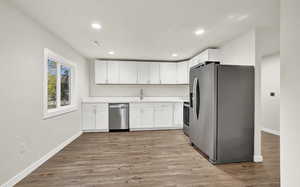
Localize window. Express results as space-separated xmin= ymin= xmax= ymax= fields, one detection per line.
xmin=44 ymin=49 xmax=77 ymax=118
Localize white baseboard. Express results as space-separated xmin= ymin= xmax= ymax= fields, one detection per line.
xmin=261 ymin=128 xmax=280 ymax=136
xmin=130 ymin=127 xmax=183 ymax=131
xmin=82 ymin=129 xmax=108 ymax=133
xmin=1 ymin=131 xmax=82 ymax=187
xmin=253 ymin=155 xmax=264 ymax=162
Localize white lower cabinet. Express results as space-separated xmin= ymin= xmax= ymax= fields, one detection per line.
xmin=154 ymin=103 xmax=173 ymax=128
xmin=140 ymin=104 xmax=155 ymax=128
xmin=82 ymin=103 xmax=108 ymax=132
xmin=82 ymin=104 xmax=96 ymax=130
xmin=129 ymin=104 xmax=141 ymax=129
xmin=82 ymin=102 xmax=183 ymax=132
xmin=129 ymin=102 xmax=183 ymax=130
xmin=130 ymin=103 xmax=155 ymax=129
xmin=173 ymin=103 xmax=183 ymax=128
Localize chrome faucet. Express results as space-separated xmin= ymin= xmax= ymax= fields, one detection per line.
xmin=139 ymin=88 xmax=144 ymax=100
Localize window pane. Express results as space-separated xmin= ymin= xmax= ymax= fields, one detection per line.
xmin=47 ymin=59 xmax=57 ymax=109
xmin=61 ymin=65 xmax=71 ymax=106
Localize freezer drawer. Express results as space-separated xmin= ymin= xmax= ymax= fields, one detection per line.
xmin=109 ymin=103 xmax=129 ymax=131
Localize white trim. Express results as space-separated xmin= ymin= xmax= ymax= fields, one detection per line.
xmin=82 ymin=129 xmax=109 ymax=133
xmin=253 ymin=155 xmax=264 ymax=162
xmin=43 ymin=48 xmax=78 ymax=119
xmin=130 ymin=127 xmax=183 ymax=131
xmin=261 ymin=128 xmax=280 ymax=136
xmin=1 ymin=131 xmax=82 ymax=187
xmin=43 ymin=105 xmax=78 ymax=119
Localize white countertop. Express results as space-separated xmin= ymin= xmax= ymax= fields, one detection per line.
xmin=82 ymin=97 xmax=188 ymax=103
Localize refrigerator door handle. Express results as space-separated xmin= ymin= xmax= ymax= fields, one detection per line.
xmin=193 ymin=78 xmax=198 ymax=119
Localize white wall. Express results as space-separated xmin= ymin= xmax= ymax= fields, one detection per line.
xmin=261 ymin=53 xmax=280 ymax=134
xmin=281 ymin=0 xmax=300 ymax=186
xmin=0 ymin=1 xmax=89 ymax=185
xmin=89 ymin=62 xmax=189 ymax=97
xmin=220 ymin=31 xmax=256 ymax=66
xmin=220 ymin=30 xmax=262 ymax=162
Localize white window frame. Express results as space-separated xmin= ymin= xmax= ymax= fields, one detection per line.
xmin=43 ymin=48 xmax=78 ymax=119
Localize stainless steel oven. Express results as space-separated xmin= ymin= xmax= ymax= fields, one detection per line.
xmin=183 ymin=102 xmax=190 ymax=136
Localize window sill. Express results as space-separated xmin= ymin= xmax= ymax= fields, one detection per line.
xmin=43 ymin=105 xmax=78 ymax=119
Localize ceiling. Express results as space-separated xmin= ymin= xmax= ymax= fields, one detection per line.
xmin=10 ymin=0 xmax=279 ymax=60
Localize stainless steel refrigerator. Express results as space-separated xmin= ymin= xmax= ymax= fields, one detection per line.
xmin=189 ymin=62 xmax=254 ymax=164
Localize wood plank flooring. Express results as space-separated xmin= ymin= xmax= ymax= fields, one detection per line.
xmin=16 ymin=130 xmax=280 ymax=187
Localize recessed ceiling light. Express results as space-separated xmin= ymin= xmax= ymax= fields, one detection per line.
xmin=195 ymin=29 xmax=205 ymax=36
xmin=172 ymin=53 xmax=178 ymax=57
xmin=108 ymin=51 xmax=115 ymax=55
xmin=91 ymin=23 xmax=102 ymax=30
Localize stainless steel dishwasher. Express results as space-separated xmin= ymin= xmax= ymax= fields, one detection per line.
xmin=109 ymin=103 xmax=129 ymax=131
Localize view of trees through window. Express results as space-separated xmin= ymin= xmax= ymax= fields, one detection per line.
xmin=47 ymin=60 xmax=57 ymax=109
xmin=61 ymin=65 xmax=71 ymax=106
xmin=47 ymin=59 xmax=72 ymax=110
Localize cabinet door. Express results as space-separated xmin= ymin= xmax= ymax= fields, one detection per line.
xmin=160 ymin=63 xmax=177 ymax=84
xmin=154 ymin=103 xmax=173 ymax=128
xmin=140 ymin=104 xmax=155 ymax=128
xmin=107 ymin=61 xmax=120 ymax=84
xmin=137 ymin=63 xmax=150 ymax=84
xmin=130 ymin=104 xmax=141 ymax=128
xmin=82 ymin=104 xmax=96 ymax=130
xmin=119 ymin=61 xmax=137 ymax=84
xmin=149 ymin=63 xmax=160 ymax=84
xmin=173 ymin=103 xmax=183 ymax=128
xmin=95 ymin=104 xmax=108 ymax=131
xmin=176 ymin=61 xmax=189 ymax=84
xmin=95 ymin=61 xmax=107 ymax=84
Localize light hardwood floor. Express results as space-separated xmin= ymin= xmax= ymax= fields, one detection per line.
xmin=16 ymin=130 xmax=280 ymax=187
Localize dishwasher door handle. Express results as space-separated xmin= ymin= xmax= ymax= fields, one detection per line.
xmin=109 ymin=104 xmax=128 ymax=109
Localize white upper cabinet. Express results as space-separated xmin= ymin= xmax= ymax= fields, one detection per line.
xmin=119 ymin=61 xmax=137 ymax=84
xmin=94 ymin=60 xmax=190 ymax=85
xmin=149 ymin=63 xmax=160 ymax=84
xmin=176 ymin=61 xmax=189 ymax=84
xmin=107 ymin=61 xmax=120 ymax=84
xmin=137 ymin=62 xmax=150 ymax=84
xmin=189 ymin=49 xmax=220 ymax=68
xmin=160 ymin=63 xmax=177 ymax=84
xmin=95 ymin=61 xmax=107 ymax=84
